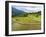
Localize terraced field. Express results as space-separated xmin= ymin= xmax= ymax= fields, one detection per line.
xmin=12 ymin=14 xmax=41 ymax=31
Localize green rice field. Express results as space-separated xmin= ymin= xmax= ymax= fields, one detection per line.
xmin=12 ymin=14 xmax=41 ymax=31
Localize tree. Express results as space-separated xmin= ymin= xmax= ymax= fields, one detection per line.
xmin=24 ymin=13 xmax=28 ymax=17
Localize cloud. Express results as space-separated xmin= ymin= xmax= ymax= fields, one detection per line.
xmin=12 ymin=5 xmax=41 ymax=13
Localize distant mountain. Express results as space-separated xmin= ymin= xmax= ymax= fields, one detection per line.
xmin=12 ymin=7 xmax=27 ymax=16
xmin=12 ymin=6 xmax=41 ymax=17
xmin=12 ymin=6 xmax=41 ymax=13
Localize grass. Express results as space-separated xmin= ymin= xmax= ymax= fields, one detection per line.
xmin=12 ymin=14 xmax=41 ymax=31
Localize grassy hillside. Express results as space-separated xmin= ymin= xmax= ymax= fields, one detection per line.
xmin=12 ymin=14 xmax=41 ymax=31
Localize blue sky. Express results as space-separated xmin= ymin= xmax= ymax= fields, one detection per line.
xmin=12 ymin=5 xmax=41 ymax=13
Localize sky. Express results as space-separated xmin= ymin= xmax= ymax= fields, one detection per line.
xmin=12 ymin=5 xmax=41 ymax=13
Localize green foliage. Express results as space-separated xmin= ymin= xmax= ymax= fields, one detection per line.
xmin=23 ymin=13 xmax=28 ymax=17
xmin=12 ymin=12 xmax=41 ymax=31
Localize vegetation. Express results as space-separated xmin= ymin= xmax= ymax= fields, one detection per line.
xmin=12 ymin=11 xmax=41 ymax=31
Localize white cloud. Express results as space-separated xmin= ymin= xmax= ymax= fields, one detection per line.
xmin=12 ymin=6 xmax=41 ymax=13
